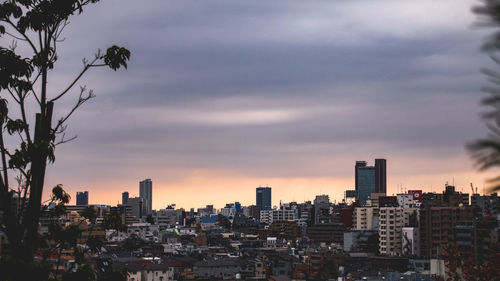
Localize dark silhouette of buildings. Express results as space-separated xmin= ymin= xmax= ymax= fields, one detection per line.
xmin=76 ymin=191 xmax=88 ymax=206
xmin=419 ymin=186 xmax=474 ymax=258
xmin=375 ymin=158 xmax=387 ymax=194
xmin=122 ymin=191 xmax=129 ymax=205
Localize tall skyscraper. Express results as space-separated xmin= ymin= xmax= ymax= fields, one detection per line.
xmin=355 ymin=161 xmax=367 ymax=194
xmin=76 ymin=191 xmax=89 ymax=206
xmin=256 ymin=187 xmax=272 ymax=210
xmin=375 ymin=158 xmax=387 ymax=194
xmin=122 ymin=191 xmax=129 ymax=205
xmin=355 ymin=161 xmax=375 ymax=205
xmin=139 ymin=179 xmax=153 ymax=215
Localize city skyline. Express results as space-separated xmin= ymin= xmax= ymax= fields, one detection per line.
xmin=66 ymin=163 xmax=490 ymax=210
xmin=2 ymin=1 xmax=499 ymax=280
xmin=33 ymin=0 xmax=496 ymax=209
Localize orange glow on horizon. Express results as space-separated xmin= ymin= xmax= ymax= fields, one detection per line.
xmin=44 ymin=169 xmax=498 ymax=210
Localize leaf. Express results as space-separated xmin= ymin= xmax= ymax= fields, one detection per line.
xmin=104 ymin=45 xmax=131 ymax=70
xmin=6 ymin=119 xmax=27 ymax=135
xmin=51 ymin=184 xmax=70 ymax=204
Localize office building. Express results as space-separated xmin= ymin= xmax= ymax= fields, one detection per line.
xmin=355 ymin=161 xmax=367 ymax=194
xmin=139 ymin=179 xmax=153 ymax=215
xmin=357 ymin=165 xmax=375 ymax=205
xmin=314 ymin=195 xmax=331 ymax=224
xmin=256 ymin=186 xmax=272 ymax=210
xmin=76 ymin=191 xmax=88 ymax=206
xmin=471 ymin=193 xmax=499 ymax=216
xmin=375 ymin=159 xmax=387 ymax=194
xmin=122 ymin=191 xmax=129 ymax=205
xmin=127 ymin=197 xmax=145 ymax=219
xmin=419 ymin=203 xmax=473 ymax=258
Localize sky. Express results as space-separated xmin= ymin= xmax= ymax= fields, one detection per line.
xmin=4 ymin=0 xmax=498 ymax=209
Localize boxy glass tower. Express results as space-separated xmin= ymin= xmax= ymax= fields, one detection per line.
xmin=256 ymin=187 xmax=271 ymax=210
xmin=76 ymin=191 xmax=88 ymax=206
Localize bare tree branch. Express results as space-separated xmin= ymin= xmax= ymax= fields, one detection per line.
xmin=50 ymin=56 xmax=98 ymax=102
xmin=54 ymin=86 xmax=95 ymax=133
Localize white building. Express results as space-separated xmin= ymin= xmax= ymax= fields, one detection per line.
xmin=219 ymin=206 xmax=236 ymax=218
xmin=259 ymin=210 xmax=273 ymax=224
xmin=105 ymin=229 xmax=128 ymax=242
xmin=259 ymin=209 xmax=298 ymax=225
xmin=142 ymin=263 xmax=174 ymax=281
xmin=397 ymin=194 xmax=415 ymax=208
xmin=379 ymin=207 xmax=417 ymax=256
xmin=379 ymin=207 xmax=403 ymax=256
xmin=266 ymin=237 xmax=277 ymax=248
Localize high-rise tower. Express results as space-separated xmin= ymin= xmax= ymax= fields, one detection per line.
xmin=356 ymin=165 xmax=375 ymax=205
xmin=256 ymin=187 xmax=271 ymax=210
xmin=139 ymin=179 xmax=152 ymax=215
xmin=355 ymin=161 xmax=367 ymax=194
xmin=76 ymin=191 xmax=89 ymax=206
xmin=375 ymin=159 xmax=387 ymax=194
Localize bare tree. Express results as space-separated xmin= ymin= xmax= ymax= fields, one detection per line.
xmin=0 ymin=0 xmax=130 ymax=261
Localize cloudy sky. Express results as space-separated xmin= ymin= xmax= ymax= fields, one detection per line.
xmin=16 ymin=0 xmax=498 ymax=209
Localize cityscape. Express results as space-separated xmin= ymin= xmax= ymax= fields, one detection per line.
xmin=11 ymin=158 xmax=495 ymax=281
xmin=1 ymin=1 xmax=500 ymax=281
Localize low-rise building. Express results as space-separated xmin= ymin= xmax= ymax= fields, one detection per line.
xmin=193 ymin=258 xmax=243 ymax=280
xmin=142 ymin=263 xmax=174 ymax=281
xmin=259 ymin=209 xmax=298 ymax=225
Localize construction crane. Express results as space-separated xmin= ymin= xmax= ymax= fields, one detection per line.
xmin=470 ymin=183 xmax=478 ymax=195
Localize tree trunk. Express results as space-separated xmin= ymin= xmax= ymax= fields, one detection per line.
xmin=23 ymin=102 xmax=53 ymax=261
